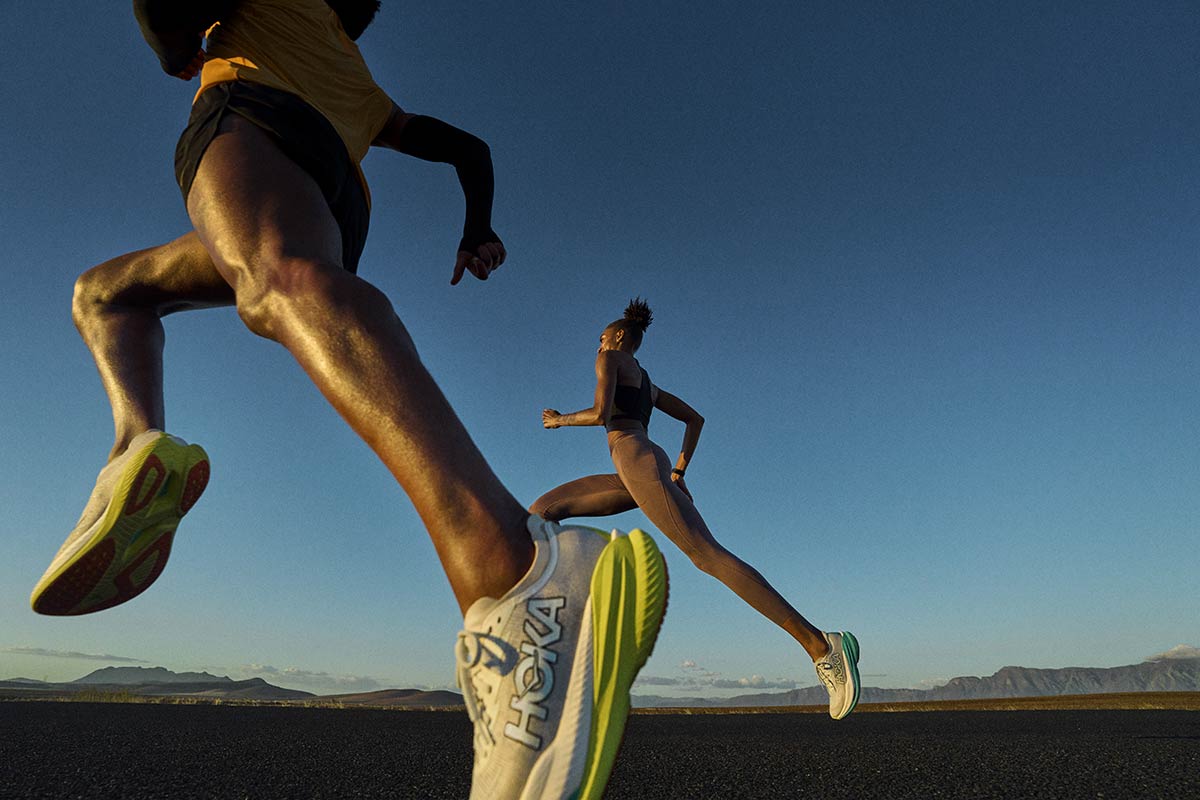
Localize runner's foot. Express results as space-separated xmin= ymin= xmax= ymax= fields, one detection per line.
xmin=815 ymin=631 xmax=860 ymax=720
xmin=30 ymin=430 xmax=210 ymax=616
xmin=456 ymin=515 xmax=668 ymax=799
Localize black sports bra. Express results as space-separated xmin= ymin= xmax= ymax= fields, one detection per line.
xmin=611 ymin=367 xmax=653 ymax=429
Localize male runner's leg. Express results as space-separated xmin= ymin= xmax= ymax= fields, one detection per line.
xmin=186 ymin=114 xmax=532 ymax=606
xmin=30 ymin=233 xmax=230 ymax=616
xmin=73 ymin=232 xmax=232 ymax=460
xmin=186 ymin=114 xmax=669 ymax=798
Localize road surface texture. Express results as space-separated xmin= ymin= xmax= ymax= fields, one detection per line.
xmin=1 ymin=702 xmax=1196 ymax=798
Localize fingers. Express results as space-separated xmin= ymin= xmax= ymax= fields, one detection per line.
xmin=482 ymin=241 xmax=506 ymax=268
xmin=451 ymin=252 xmax=468 ymax=285
xmin=452 ymin=250 xmax=489 ymax=285
xmin=469 ymin=255 xmax=490 ymax=281
xmin=470 ymin=242 xmax=503 ymax=275
xmin=452 ymin=240 xmax=507 ymax=285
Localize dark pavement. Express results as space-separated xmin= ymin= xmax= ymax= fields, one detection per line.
xmin=1 ymin=702 xmax=1196 ymax=798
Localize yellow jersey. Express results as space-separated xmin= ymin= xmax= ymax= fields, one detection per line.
xmin=197 ymin=0 xmax=393 ymax=164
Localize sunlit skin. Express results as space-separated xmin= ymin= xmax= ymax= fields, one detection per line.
xmin=536 ymin=321 xmax=832 ymax=661
xmin=70 ymin=32 xmax=531 ymax=614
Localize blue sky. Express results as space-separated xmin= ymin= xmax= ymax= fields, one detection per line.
xmin=1 ymin=1 xmax=1196 ymax=696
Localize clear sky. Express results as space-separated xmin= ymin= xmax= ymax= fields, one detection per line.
xmin=1 ymin=1 xmax=1196 ymax=697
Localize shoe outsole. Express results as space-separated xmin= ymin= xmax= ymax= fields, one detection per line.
xmin=574 ymin=528 xmax=669 ymax=800
xmin=31 ymin=435 xmax=209 ymax=616
xmin=836 ymin=631 xmax=861 ymax=719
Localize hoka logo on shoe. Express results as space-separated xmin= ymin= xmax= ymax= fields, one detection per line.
xmin=504 ymin=595 xmax=565 ymax=750
xmin=818 ymin=653 xmax=845 ymax=688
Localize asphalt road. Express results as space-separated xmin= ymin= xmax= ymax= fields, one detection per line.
xmin=1 ymin=702 xmax=1196 ymax=798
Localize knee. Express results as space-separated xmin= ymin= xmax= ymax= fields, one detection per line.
xmin=232 ymin=258 xmax=382 ymax=340
xmin=528 ymin=498 xmax=560 ymax=522
xmin=71 ymin=269 xmax=102 ymax=330
xmin=682 ymin=540 xmax=724 ymax=577
xmin=71 ymin=259 xmax=130 ymax=332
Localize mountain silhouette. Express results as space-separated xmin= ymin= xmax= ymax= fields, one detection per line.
xmin=634 ymin=656 xmax=1200 ymax=707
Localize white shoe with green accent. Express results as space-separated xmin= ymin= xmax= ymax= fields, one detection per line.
xmin=31 ymin=429 xmax=209 ymax=616
xmin=456 ymin=515 xmax=668 ymax=799
xmin=815 ymin=630 xmax=860 ymax=720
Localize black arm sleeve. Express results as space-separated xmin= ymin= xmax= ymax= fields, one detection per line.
xmin=132 ymin=0 xmax=238 ymax=75
xmin=393 ymin=115 xmax=497 ymax=251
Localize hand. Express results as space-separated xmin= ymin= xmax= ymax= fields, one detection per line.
xmin=173 ymin=49 xmax=206 ymax=81
xmin=452 ymin=231 xmax=506 ymax=285
xmin=671 ymin=473 xmax=693 ymax=501
xmin=542 ymin=409 xmax=563 ymax=429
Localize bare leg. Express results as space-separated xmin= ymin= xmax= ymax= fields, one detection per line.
xmin=529 ymin=474 xmax=638 ymax=521
xmin=610 ymin=432 xmax=830 ymax=660
xmin=72 ymin=232 xmax=234 ymax=460
xmin=185 ymin=116 xmax=531 ymax=612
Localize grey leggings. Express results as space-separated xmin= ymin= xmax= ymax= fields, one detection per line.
xmin=530 ymin=429 xmax=805 ymax=631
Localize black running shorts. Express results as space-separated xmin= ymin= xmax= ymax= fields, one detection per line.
xmin=174 ymin=80 xmax=370 ymax=273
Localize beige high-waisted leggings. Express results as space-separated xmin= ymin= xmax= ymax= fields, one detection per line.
xmin=530 ymin=429 xmax=804 ymax=631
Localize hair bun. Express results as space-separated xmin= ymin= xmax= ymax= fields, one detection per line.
xmin=623 ymin=297 xmax=653 ymax=332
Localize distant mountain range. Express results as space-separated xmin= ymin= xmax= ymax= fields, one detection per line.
xmin=3 ymin=657 xmax=1198 ymax=708
xmin=75 ymin=666 xmax=235 ymax=686
xmin=633 ymin=656 xmax=1200 ymax=707
xmin=0 ymin=666 xmax=315 ymax=701
xmin=0 ymin=666 xmax=462 ymax=706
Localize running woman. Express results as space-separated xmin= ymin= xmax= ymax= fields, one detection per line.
xmin=30 ymin=3 xmax=666 ymax=797
xmin=533 ymin=299 xmax=860 ymax=719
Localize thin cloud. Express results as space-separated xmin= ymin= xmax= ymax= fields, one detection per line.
xmin=1 ymin=647 xmax=147 ymax=664
xmin=677 ymin=659 xmax=720 ymax=679
xmin=712 ymin=675 xmax=799 ymax=690
xmin=238 ymin=664 xmax=384 ymax=692
xmin=634 ymin=675 xmax=683 ymax=686
xmin=1145 ymin=644 xmax=1200 ymax=662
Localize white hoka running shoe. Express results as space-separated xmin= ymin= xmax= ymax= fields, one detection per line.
xmin=456 ymin=516 xmax=668 ymax=800
xmin=815 ymin=630 xmax=861 ymax=720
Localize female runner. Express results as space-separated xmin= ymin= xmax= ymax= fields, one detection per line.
xmin=532 ymin=299 xmax=861 ymax=719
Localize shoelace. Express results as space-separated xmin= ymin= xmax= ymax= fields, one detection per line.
xmin=455 ymin=630 xmax=520 ymax=752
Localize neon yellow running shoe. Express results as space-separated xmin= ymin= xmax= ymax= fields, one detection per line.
xmin=31 ymin=430 xmax=209 ymax=616
xmin=456 ymin=516 xmax=668 ymax=799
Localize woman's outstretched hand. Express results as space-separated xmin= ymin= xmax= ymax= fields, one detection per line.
xmin=542 ymin=409 xmax=563 ymax=429
xmin=672 ymin=473 xmax=693 ymax=500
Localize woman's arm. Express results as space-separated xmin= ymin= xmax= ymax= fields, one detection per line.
xmin=654 ymin=388 xmax=704 ymax=477
xmin=543 ymin=352 xmax=619 ymax=429
xmin=372 ymin=104 xmax=504 ymax=285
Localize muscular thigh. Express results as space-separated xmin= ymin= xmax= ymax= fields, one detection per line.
xmin=82 ymin=232 xmax=234 ymax=314
xmin=185 ymin=115 xmax=344 ymax=287
xmin=611 ymin=433 xmax=716 ymax=549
